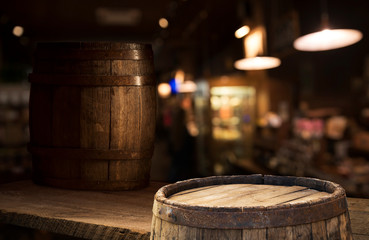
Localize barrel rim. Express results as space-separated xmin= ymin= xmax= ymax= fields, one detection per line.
xmin=36 ymin=41 xmax=152 ymax=50
xmin=152 ymin=175 xmax=348 ymax=229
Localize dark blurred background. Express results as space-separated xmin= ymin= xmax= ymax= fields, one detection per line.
xmin=1 ymin=0 xmax=369 ymax=196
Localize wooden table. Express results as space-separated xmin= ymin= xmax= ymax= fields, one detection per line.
xmin=0 ymin=181 xmax=368 ymax=240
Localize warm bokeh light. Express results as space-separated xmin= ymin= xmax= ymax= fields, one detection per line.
xmin=235 ymin=25 xmax=250 ymax=39
xmin=159 ymin=18 xmax=169 ymax=29
xmin=234 ymin=56 xmax=281 ymax=70
xmin=177 ymin=80 xmax=197 ymax=93
xmin=293 ymin=29 xmax=363 ymax=51
xmin=244 ymin=27 xmax=264 ymax=58
xmin=12 ymin=26 xmax=24 ymax=37
xmin=158 ymin=83 xmax=171 ymax=98
xmin=174 ymin=69 xmax=185 ymax=83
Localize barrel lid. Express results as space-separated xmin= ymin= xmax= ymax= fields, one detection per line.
xmin=153 ymin=175 xmax=348 ymax=229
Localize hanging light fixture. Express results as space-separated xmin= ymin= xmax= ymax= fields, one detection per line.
xmin=234 ymin=56 xmax=281 ymax=70
xmin=293 ymin=0 xmax=363 ymax=51
xmin=234 ymin=26 xmax=281 ymax=70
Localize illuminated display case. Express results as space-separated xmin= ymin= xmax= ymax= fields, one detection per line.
xmin=210 ymin=86 xmax=255 ymax=141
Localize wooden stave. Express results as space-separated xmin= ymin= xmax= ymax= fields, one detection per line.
xmin=150 ymin=211 xmax=352 ymax=240
xmin=152 ymin=175 xmax=350 ymax=229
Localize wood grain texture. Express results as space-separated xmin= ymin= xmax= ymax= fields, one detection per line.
xmin=0 ymin=181 xmax=368 ymax=240
xmin=110 ymin=86 xmax=141 ymax=151
xmin=52 ymin=86 xmax=81 ymax=148
xmin=80 ymin=87 xmax=110 ymax=149
xmin=168 ymin=184 xmax=327 ymax=208
xmin=311 ymin=220 xmax=327 ymax=240
xmin=242 ymin=228 xmax=266 ymax=240
xmin=80 ymin=87 xmax=110 ymax=182
xmin=0 ymin=181 xmax=163 ymax=240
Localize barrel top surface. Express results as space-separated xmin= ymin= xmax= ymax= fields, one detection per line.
xmin=168 ymin=183 xmax=330 ymax=208
xmin=152 ymin=175 xmax=348 ymax=229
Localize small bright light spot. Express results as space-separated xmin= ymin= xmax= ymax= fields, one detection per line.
xmin=235 ymin=25 xmax=250 ymax=38
xmin=13 ymin=26 xmax=24 ymax=37
xmin=158 ymin=83 xmax=171 ymax=98
xmin=159 ymin=18 xmax=169 ymax=29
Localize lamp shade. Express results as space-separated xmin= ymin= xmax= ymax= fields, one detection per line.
xmin=234 ymin=56 xmax=281 ymax=70
xmin=293 ymin=28 xmax=363 ymax=51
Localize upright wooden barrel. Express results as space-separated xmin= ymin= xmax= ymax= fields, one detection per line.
xmin=151 ymin=175 xmax=352 ymax=239
xmin=28 ymin=42 xmax=156 ymax=190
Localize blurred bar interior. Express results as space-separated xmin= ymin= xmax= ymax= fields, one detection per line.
xmin=1 ymin=0 xmax=369 ymax=198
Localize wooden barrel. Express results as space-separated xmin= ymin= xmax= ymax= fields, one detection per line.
xmin=28 ymin=42 xmax=156 ymax=190
xmin=151 ymin=175 xmax=352 ymax=239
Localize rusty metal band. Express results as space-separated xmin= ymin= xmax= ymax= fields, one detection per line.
xmin=35 ymin=49 xmax=153 ymax=60
xmin=153 ymin=195 xmax=348 ymax=229
xmin=28 ymin=145 xmax=153 ymax=160
xmin=28 ymin=74 xmax=155 ymax=86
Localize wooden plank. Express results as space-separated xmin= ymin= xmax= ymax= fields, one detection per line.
xmin=0 ymin=180 xmax=165 ymax=240
xmin=80 ymin=87 xmax=110 ymax=181
xmin=52 ymin=86 xmax=81 ymax=148
xmin=169 ymin=184 xmax=314 ymax=208
xmin=112 ymin=60 xmax=154 ymax=76
xmin=326 ymin=216 xmax=340 ymax=239
xmin=178 ymin=225 xmax=200 ymax=239
xmin=242 ymin=228 xmax=266 ymax=240
xmin=169 ymin=184 xmax=271 ymax=204
xmin=159 ymin=220 xmax=178 ymax=239
xmin=110 ymin=86 xmax=141 ymax=151
xmin=339 ymin=212 xmax=352 ymax=240
xmin=292 ymin=223 xmax=311 ymax=239
xmin=139 ymin=86 xmax=156 ymax=152
xmin=153 ymin=217 xmax=162 ymax=240
xmin=109 ymin=160 xmax=138 ymax=181
xmin=236 ymin=186 xmax=309 ymax=207
xmin=80 ymin=87 xmax=110 ymax=149
xmin=283 ymin=191 xmax=330 ymax=205
xmin=78 ymin=60 xmax=110 ymax=75
xmin=311 ymin=220 xmax=327 ymax=240
xmin=201 ymin=229 xmax=242 ymax=240
xmin=267 ymin=226 xmax=287 ymax=240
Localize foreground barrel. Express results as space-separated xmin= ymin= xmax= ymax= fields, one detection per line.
xmin=29 ymin=42 xmax=156 ymax=190
xmin=151 ymin=175 xmax=352 ymax=239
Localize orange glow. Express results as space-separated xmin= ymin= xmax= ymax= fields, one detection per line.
xmin=244 ymin=27 xmax=265 ymax=58
xmin=12 ymin=26 xmax=24 ymax=37
xmin=174 ymin=69 xmax=185 ymax=83
xmin=158 ymin=83 xmax=171 ymax=98
xmin=159 ymin=18 xmax=169 ymax=29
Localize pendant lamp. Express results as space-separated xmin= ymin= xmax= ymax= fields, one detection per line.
xmin=234 ymin=26 xmax=281 ymax=70
xmin=293 ymin=0 xmax=363 ymax=51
